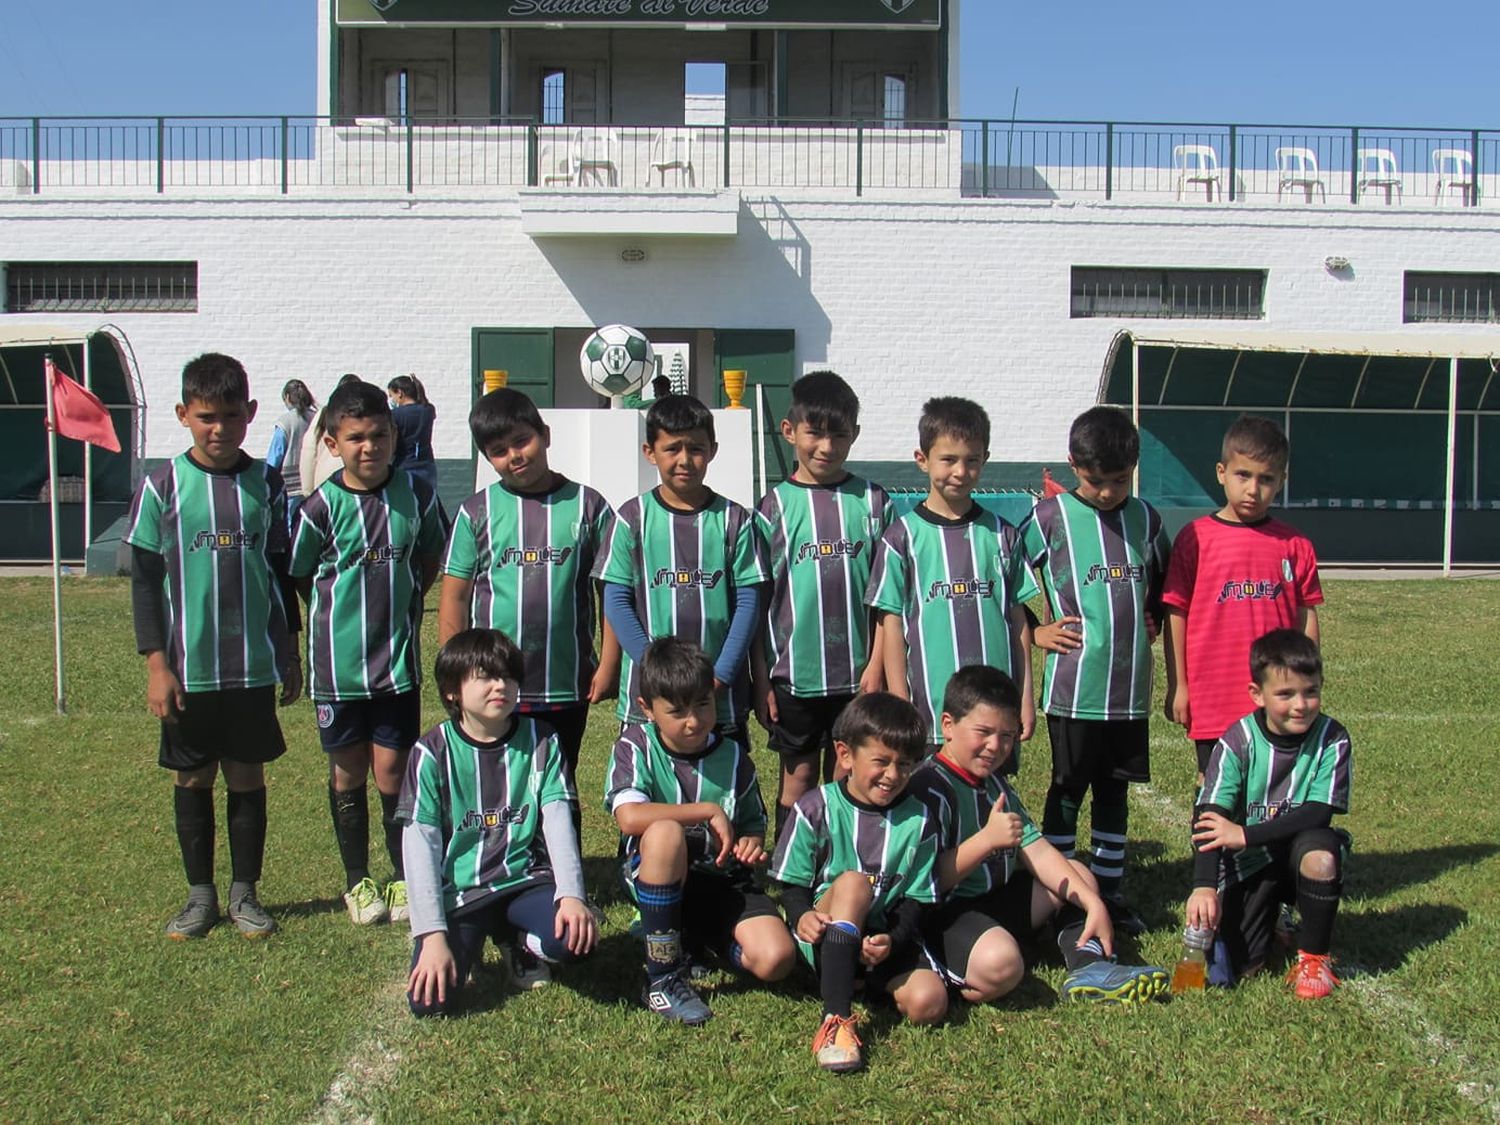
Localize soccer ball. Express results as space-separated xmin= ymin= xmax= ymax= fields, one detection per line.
xmin=580 ymin=324 xmax=654 ymax=398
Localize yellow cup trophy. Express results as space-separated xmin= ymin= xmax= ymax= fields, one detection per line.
xmin=722 ymin=369 xmax=748 ymax=410
xmin=482 ymin=369 xmax=508 ymax=393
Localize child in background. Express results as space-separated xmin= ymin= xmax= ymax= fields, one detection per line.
xmin=290 ymin=380 xmax=446 ymax=925
xmin=753 ymin=371 xmax=892 ymax=833
xmin=402 ymin=629 xmax=596 ymax=1016
xmin=606 ymin=638 xmax=794 ymax=1025
xmin=126 ymin=352 xmax=301 ymax=939
xmin=1163 ymin=413 xmax=1323 ymax=779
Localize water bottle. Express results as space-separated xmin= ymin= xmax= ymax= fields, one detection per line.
xmin=1171 ymin=924 xmax=1214 ymax=993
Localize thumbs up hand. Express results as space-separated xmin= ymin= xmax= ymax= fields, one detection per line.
xmin=982 ymin=788 xmax=1024 ymax=852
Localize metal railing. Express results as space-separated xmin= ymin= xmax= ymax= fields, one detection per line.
xmin=1 ymin=114 xmax=1496 ymax=207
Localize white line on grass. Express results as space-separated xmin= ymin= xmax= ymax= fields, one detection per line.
xmin=311 ymin=985 xmax=410 ymax=1125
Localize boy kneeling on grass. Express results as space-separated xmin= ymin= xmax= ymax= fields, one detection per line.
xmin=907 ymin=665 xmax=1168 ymax=1006
xmin=402 ymin=629 xmax=597 ymax=1017
xmin=1187 ymin=628 xmax=1351 ymax=1000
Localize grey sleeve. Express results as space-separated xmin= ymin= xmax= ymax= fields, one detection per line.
xmin=402 ymin=821 xmax=448 ymax=936
xmin=541 ymin=801 xmax=587 ymax=903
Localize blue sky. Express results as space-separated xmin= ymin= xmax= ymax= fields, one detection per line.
xmin=0 ymin=0 xmax=1495 ymax=127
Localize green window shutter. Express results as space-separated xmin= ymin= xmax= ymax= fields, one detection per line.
xmin=713 ymin=329 xmax=795 ymax=487
xmin=471 ymin=328 xmax=556 ymax=407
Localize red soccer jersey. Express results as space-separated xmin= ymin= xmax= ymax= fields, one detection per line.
xmin=1160 ymin=515 xmax=1323 ymax=741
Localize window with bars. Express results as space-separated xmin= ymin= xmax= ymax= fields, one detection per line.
xmin=541 ymin=69 xmax=566 ymax=125
xmin=6 ymin=261 xmax=197 ymax=313
xmin=1404 ymin=271 xmax=1500 ymax=323
xmin=1070 ymin=267 xmax=1265 ymax=320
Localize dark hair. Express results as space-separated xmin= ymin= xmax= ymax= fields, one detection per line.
xmin=470 ymin=387 xmax=548 ymax=451
xmin=1069 ymin=406 xmax=1140 ymax=473
xmin=1221 ymin=413 xmax=1289 ymax=473
xmin=323 ymin=380 xmax=391 ymax=436
xmin=646 ymin=393 xmax=715 ymax=445
xmin=181 ymin=353 xmax=250 ymax=407
xmin=638 ymin=636 xmax=715 ymax=708
xmin=337 ymin=372 xmax=362 ymax=389
xmin=918 ymin=395 xmax=989 ymax=454
xmin=435 ymin=628 xmax=525 ymax=721
xmin=832 ymin=692 xmax=927 ymax=762
xmin=650 ymin=373 xmax=673 ymax=398
xmin=1250 ymin=628 xmax=1322 ymax=686
xmin=281 ymin=379 xmax=316 ymax=414
xmin=941 ymin=664 xmax=1021 ymax=722
xmin=388 ymin=374 xmax=428 ymax=405
xmin=786 ymin=370 xmax=860 ymax=434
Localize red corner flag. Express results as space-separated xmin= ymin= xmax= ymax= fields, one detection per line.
xmin=46 ymin=358 xmax=121 ymax=453
xmin=1041 ymin=468 xmax=1067 ymax=499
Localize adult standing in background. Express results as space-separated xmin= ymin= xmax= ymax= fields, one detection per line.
xmin=387 ymin=375 xmax=438 ymax=493
xmin=300 ymin=373 xmax=362 ymax=497
xmin=266 ymin=379 xmax=317 ymax=532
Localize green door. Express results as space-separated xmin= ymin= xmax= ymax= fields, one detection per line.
xmin=471 ymin=328 xmax=556 ymax=406
xmin=713 ymin=329 xmax=795 ymax=488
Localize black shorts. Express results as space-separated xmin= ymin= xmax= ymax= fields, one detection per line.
xmin=1219 ymin=828 xmax=1348 ymax=974
xmin=315 ymin=690 xmax=422 ymax=752
xmin=1195 ymin=739 xmax=1219 ymax=774
xmin=923 ymin=873 xmax=1038 ymax=980
xmin=159 ymin=686 xmax=287 ymax=772
xmin=762 ymin=684 xmax=854 ymax=758
xmin=523 ymin=704 xmax=588 ymax=776
xmin=1046 ymin=716 xmax=1150 ymax=786
xmin=623 ymin=838 xmax=778 ymax=956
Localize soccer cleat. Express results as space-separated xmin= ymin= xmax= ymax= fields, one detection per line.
xmin=1207 ymin=937 xmax=1237 ymax=989
xmin=1286 ymin=951 xmax=1340 ymax=1000
xmin=164 ymin=896 xmax=220 ymax=940
xmin=343 ymin=877 xmax=389 ymax=925
xmin=227 ymin=889 xmax=278 ymax=939
xmin=507 ymin=942 xmax=553 ymax=991
xmin=384 ymin=880 xmax=409 ymax=924
xmin=1060 ymin=960 xmax=1170 ymax=1004
xmin=812 ymin=1014 xmax=865 ymax=1073
xmin=1101 ymin=894 xmax=1149 ymax=937
xmin=641 ymin=968 xmax=712 ymax=1025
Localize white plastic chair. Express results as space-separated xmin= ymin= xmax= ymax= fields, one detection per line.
xmin=1356 ymin=147 xmax=1402 ymax=204
xmin=573 ymin=128 xmax=620 ymax=187
xmin=1432 ymin=148 xmax=1474 ymax=205
xmin=649 ymin=129 xmax=696 ymax=187
xmin=539 ymin=138 xmax=576 ymax=186
xmin=1173 ymin=143 xmax=1222 ymax=202
xmin=1276 ymin=146 xmax=1327 ymax=203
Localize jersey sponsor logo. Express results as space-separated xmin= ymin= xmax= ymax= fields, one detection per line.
xmin=189 ymin=529 xmax=261 ymax=553
xmin=499 ymin=545 xmax=575 ymax=568
xmin=864 ymin=869 xmax=902 ymax=894
xmin=794 ymin=538 xmax=864 ymax=563
xmin=360 ymin=544 xmax=408 ymax=567
xmin=1216 ymin=578 xmax=1284 ymax=603
xmin=651 ymin=567 xmax=725 ymax=589
xmin=925 ymin=578 xmax=995 ymax=601
xmin=460 ymin=803 xmax=531 ymax=831
xmin=1083 ymin=562 xmax=1145 ymax=585
xmin=1248 ymin=798 xmax=1298 ymax=822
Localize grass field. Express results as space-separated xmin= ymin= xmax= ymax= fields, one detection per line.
xmin=3 ymin=576 xmax=1499 ymax=1122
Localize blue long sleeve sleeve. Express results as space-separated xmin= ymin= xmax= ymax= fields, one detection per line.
xmin=266 ymin=425 xmax=288 ymax=471
xmin=603 ymin=582 xmax=651 ymax=663
xmin=713 ymin=584 xmax=762 ymax=686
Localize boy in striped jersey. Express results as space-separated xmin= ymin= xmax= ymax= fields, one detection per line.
xmin=1020 ymin=407 xmax=1171 ymax=935
xmin=770 ymin=693 xmax=947 ymax=1073
xmin=401 ymin=629 xmax=596 ymax=1017
xmin=606 ymin=638 xmax=794 ymax=1026
xmin=439 ymin=388 xmax=620 ymax=837
xmin=290 ymin=381 xmax=446 ymax=926
xmin=595 ymin=394 xmax=768 ymax=744
xmin=1188 ymin=629 xmax=1351 ymax=999
xmin=752 ymin=372 xmax=892 ymax=834
xmin=908 ymin=666 xmax=1168 ymax=1007
xmin=128 ymin=353 xmax=301 ymax=940
xmin=866 ymin=397 xmax=1037 ymax=758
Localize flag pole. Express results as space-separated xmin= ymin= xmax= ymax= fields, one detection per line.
xmin=82 ymin=336 xmax=94 ymax=558
xmin=43 ymin=354 xmax=66 ymax=715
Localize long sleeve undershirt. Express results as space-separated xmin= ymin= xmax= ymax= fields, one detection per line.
xmin=1191 ymin=801 xmax=1335 ymax=888
xmin=603 ymin=582 xmax=762 ymax=686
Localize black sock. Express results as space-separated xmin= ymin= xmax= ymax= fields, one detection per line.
xmin=1055 ymin=904 xmax=1106 ymax=969
xmin=378 ymin=790 xmax=404 ymax=881
xmin=1297 ymin=876 xmax=1341 ymax=956
xmin=329 ymin=784 xmax=370 ymax=890
xmin=226 ymin=787 xmax=267 ymax=885
xmin=1041 ymin=783 xmax=1085 ymax=857
xmin=821 ymin=922 xmax=862 ymax=1019
xmin=635 ymin=878 xmax=684 ymax=979
xmin=173 ymin=786 xmax=215 ymax=888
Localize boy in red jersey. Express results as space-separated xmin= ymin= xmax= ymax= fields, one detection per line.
xmin=1161 ymin=415 xmax=1322 ymax=779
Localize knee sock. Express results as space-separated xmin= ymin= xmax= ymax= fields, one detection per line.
xmin=820 ymin=922 xmax=862 ymax=1019
xmin=329 ymin=784 xmax=370 ymax=890
xmin=226 ymin=786 xmax=267 ymax=888
xmin=173 ymin=786 xmax=216 ymax=890
xmin=1055 ymin=904 xmax=1107 ymax=970
xmin=378 ymin=790 xmax=404 ymax=881
xmin=1296 ymin=876 xmax=1341 ymax=956
xmin=1089 ymin=779 xmax=1130 ymax=900
xmin=1042 ymin=782 xmax=1085 ymax=857
xmin=635 ymin=877 xmax=684 ymax=980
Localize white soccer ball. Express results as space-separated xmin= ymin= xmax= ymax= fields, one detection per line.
xmin=580 ymin=324 xmax=654 ymax=398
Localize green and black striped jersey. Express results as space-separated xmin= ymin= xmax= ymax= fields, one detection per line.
xmin=444 ymin=476 xmax=612 ymax=707
xmin=769 ymin=781 xmax=940 ymax=933
xmin=289 ymin=469 xmax=445 ymax=701
xmin=757 ymin=475 xmax=892 ymax=697
xmin=124 ymin=451 xmax=293 ymax=693
xmin=1019 ymin=492 xmax=1171 ymax=721
xmin=908 ymin=754 xmax=1041 ymax=900
xmin=865 ymin=504 xmax=1038 ymax=741
xmin=593 ymin=489 xmax=769 ymax=726
xmin=397 ymin=716 xmax=573 ymax=915
xmin=1201 ymin=712 xmax=1353 ymax=888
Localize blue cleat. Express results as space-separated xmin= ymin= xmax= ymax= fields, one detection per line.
xmin=1060 ymin=960 xmax=1170 ymax=1004
xmin=642 ymin=967 xmax=712 ymax=1025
